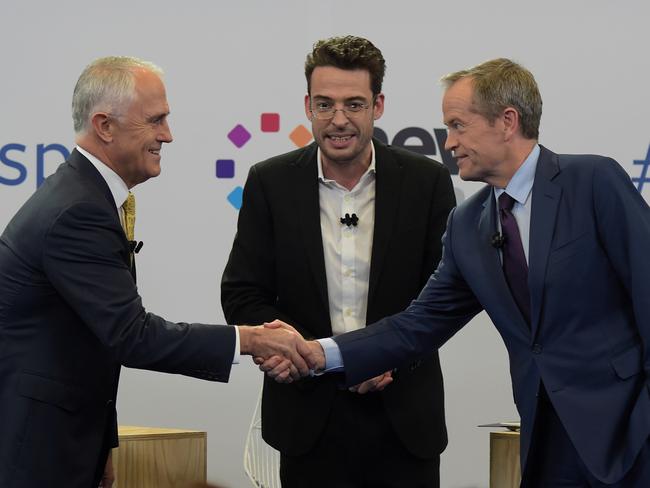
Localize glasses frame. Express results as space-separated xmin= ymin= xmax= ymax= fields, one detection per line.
xmin=309 ymin=96 xmax=375 ymax=120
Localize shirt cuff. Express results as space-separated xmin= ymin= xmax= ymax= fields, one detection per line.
xmin=232 ymin=325 xmax=240 ymax=364
xmin=315 ymin=337 xmax=344 ymax=374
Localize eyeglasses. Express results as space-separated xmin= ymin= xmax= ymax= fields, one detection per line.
xmin=309 ymin=99 xmax=372 ymax=120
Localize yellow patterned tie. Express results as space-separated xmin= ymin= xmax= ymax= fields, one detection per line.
xmin=122 ymin=192 xmax=136 ymax=254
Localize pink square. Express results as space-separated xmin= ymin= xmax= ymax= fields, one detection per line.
xmin=261 ymin=113 xmax=280 ymax=132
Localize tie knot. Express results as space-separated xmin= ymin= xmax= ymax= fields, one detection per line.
xmin=499 ymin=192 xmax=516 ymax=212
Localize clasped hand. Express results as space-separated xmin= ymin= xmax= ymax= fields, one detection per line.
xmin=249 ymin=321 xmax=393 ymax=393
xmin=239 ymin=320 xmax=324 ymax=382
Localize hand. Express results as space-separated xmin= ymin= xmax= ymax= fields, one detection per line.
xmin=238 ymin=321 xmax=316 ymax=379
xmin=348 ymin=371 xmax=393 ymax=394
xmin=98 ymin=450 xmax=115 ymax=487
xmin=258 ymin=321 xmax=326 ymax=372
xmin=256 ymin=338 xmax=326 ymax=384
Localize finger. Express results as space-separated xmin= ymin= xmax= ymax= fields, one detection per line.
xmin=263 ymin=321 xmax=283 ymax=329
xmin=284 ymin=337 xmax=310 ymax=376
xmin=258 ymin=355 xmax=284 ymax=372
xmin=374 ymin=375 xmax=393 ymax=391
xmin=288 ymin=362 xmax=301 ymax=380
xmin=348 ymin=384 xmax=360 ymax=393
xmin=268 ymin=358 xmax=292 ymax=378
xmin=357 ymin=379 xmax=376 ymax=394
xmin=273 ymin=368 xmax=293 ymax=383
xmin=253 ymin=356 xmax=265 ymax=365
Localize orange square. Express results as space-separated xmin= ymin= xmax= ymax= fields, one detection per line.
xmin=289 ymin=125 xmax=313 ymax=148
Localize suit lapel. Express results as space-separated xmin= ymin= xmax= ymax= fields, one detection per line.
xmin=292 ymin=143 xmax=330 ymax=316
xmin=68 ymin=149 xmax=120 ymax=219
xmin=367 ymin=140 xmax=403 ymax=308
xmin=478 ymin=189 xmax=530 ymax=331
xmin=528 ymin=146 xmax=561 ymax=337
xmin=68 ymin=149 xmax=134 ymax=273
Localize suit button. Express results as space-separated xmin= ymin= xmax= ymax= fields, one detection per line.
xmin=106 ymin=399 xmax=114 ymax=407
xmin=532 ymin=344 xmax=543 ymax=354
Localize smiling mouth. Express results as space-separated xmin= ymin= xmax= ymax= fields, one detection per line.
xmin=148 ymin=148 xmax=161 ymax=155
xmin=327 ymin=135 xmax=354 ymax=143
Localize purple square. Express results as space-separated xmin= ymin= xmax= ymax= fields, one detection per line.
xmin=227 ymin=124 xmax=252 ymax=148
xmin=216 ymin=159 xmax=235 ymax=178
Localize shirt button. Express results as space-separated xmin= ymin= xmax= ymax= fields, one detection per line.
xmin=344 ymin=308 xmax=353 ymax=317
xmin=343 ymin=267 xmax=352 ymax=277
xmin=532 ymin=344 xmax=543 ymax=354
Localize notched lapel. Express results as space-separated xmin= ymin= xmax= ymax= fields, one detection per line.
xmin=71 ymin=149 xmax=132 ymax=268
xmin=292 ymin=144 xmax=330 ymax=316
xmin=528 ymin=146 xmax=561 ymax=337
xmin=367 ymin=143 xmax=403 ymax=307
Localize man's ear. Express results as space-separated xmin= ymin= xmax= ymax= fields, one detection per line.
xmin=502 ymin=107 xmax=520 ymax=140
xmin=372 ymin=93 xmax=385 ymax=120
xmin=304 ymin=94 xmax=313 ymax=121
xmin=90 ymin=112 xmax=114 ymax=143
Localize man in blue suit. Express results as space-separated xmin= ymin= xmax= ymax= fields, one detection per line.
xmin=263 ymin=58 xmax=650 ymax=486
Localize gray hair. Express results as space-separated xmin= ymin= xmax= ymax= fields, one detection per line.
xmin=72 ymin=56 xmax=163 ymax=134
xmin=441 ymin=58 xmax=542 ymax=140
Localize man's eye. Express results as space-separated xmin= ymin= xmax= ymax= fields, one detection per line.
xmin=316 ymin=102 xmax=332 ymax=111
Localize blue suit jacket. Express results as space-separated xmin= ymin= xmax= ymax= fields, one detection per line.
xmin=334 ymin=145 xmax=650 ymax=483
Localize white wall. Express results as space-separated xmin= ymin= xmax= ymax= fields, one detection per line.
xmin=2 ymin=1 xmax=649 ymax=486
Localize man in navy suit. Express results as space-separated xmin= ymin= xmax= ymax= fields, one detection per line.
xmin=0 ymin=56 xmax=313 ymax=488
xmin=264 ymin=57 xmax=650 ymax=486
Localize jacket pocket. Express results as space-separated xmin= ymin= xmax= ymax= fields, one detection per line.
xmin=611 ymin=344 xmax=643 ymax=380
xmin=547 ymin=231 xmax=592 ymax=266
xmin=17 ymin=372 xmax=83 ymax=412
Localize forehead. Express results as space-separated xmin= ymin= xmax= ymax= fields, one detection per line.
xmin=130 ymin=69 xmax=170 ymax=115
xmin=310 ymin=66 xmax=373 ymax=98
xmin=442 ymin=77 xmax=476 ymax=120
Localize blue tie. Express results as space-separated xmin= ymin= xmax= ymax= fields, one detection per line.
xmin=499 ymin=192 xmax=531 ymax=325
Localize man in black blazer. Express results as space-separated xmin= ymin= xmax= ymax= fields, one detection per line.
xmin=0 ymin=56 xmax=312 ymax=488
xmin=222 ymin=36 xmax=455 ymax=487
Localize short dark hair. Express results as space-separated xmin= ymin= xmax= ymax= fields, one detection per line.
xmin=305 ymin=35 xmax=386 ymax=96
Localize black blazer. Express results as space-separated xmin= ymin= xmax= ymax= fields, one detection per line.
xmin=0 ymin=150 xmax=236 ymax=488
xmin=222 ymin=139 xmax=455 ymax=458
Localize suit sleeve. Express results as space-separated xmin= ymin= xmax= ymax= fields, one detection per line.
xmin=221 ymin=166 xmax=309 ymax=337
xmin=42 ymin=201 xmax=235 ymax=382
xmin=334 ymin=208 xmax=483 ymax=386
xmin=592 ymin=159 xmax=650 ymax=383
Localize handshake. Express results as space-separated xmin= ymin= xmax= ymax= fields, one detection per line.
xmin=238 ymin=320 xmax=394 ymax=393
xmin=238 ymin=320 xmax=324 ymax=382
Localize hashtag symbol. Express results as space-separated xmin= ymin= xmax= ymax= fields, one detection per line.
xmin=632 ymin=145 xmax=650 ymax=194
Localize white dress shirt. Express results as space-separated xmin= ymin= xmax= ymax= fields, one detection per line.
xmin=318 ymin=142 xmax=376 ymax=335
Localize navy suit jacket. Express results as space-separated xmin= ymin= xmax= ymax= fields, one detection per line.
xmin=334 ymin=145 xmax=650 ymax=483
xmin=0 ymin=150 xmax=236 ymax=487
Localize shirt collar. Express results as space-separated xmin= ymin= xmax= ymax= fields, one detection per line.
xmin=317 ymin=140 xmax=376 ymax=183
xmin=76 ymin=145 xmax=130 ymax=210
xmin=494 ymin=143 xmax=540 ymax=205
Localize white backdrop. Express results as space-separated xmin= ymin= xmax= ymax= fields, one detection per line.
xmin=2 ymin=1 xmax=650 ymax=487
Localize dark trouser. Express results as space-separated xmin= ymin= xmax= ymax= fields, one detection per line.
xmin=280 ymin=390 xmax=439 ymax=488
xmin=524 ymin=388 xmax=650 ymax=487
